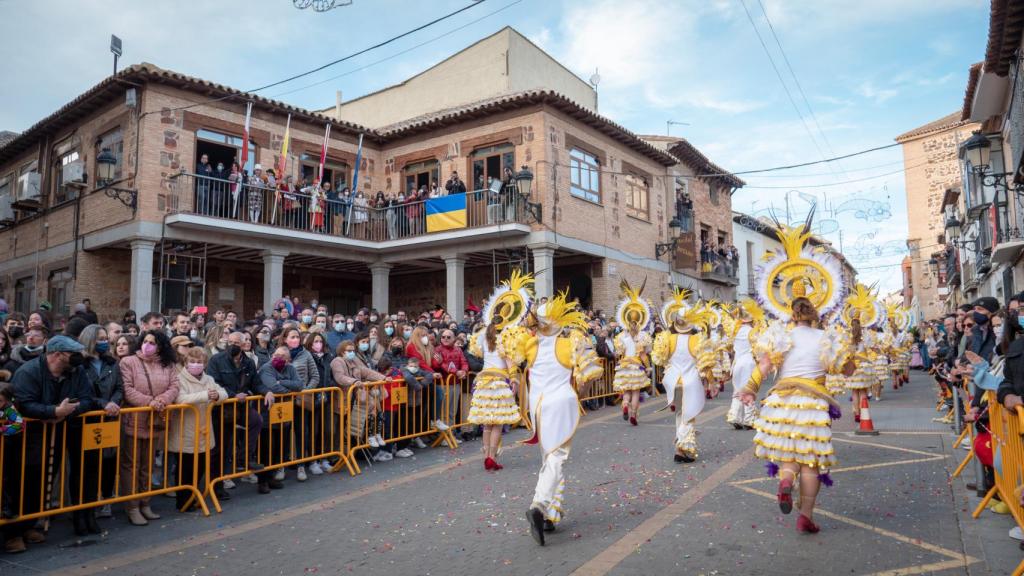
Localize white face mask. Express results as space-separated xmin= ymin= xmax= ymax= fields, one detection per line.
xmin=420 ymin=336 xmax=429 ymax=345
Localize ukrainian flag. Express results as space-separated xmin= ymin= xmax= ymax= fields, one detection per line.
xmin=426 ymin=194 xmax=467 ymax=233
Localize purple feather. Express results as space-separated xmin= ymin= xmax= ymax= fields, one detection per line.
xmin=828 ymin=404 xmax=842 ymax=420
xmin=765 ymin=462 xmax=780 ymax=478
xmin=818 ymin=472 xmax=834 ymax=487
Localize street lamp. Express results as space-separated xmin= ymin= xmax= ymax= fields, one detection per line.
xmin=944 ymin=215 xmax=962 ymax=241
xmin=96 ymin=147 xmax=117 ymax=185
xmin=655 ymin=218 xmax=683 ymax=259
xmin=95 ymin=146 xmax=137 ymax=213
xmin=927 ymin=257 xmax=939 ymax=277
xmin=962 ymin=131 xmax=992 ymax=169
xmin=514 ymin=165 xmax=541 ymax=223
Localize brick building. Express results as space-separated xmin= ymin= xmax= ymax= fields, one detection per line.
xmin=0 ymin=29 xmax=742 ymax=321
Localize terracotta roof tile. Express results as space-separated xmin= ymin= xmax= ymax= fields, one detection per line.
xmin=894 ymin=111 xmax=968 ymax=142
xmin=667 ymin=139 xmax=745 ymax=188
xmin=985 ymin=0 xmax=1024 ymax=77
xmin=962 ymin=62 xmax=984 ymax=121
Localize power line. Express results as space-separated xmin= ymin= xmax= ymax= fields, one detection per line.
xmin=740 ymin=163 xmax=921 ymax=189
xmin=738 ymin=0 xmax=835 ymax=180
xmin=271 ymin=0 xmax=524 ymax=99
xmin=754 ymin=0 xmax=847 ymax=178
xmin=741 ymin=159 xmax=905 ymax=178
xmin=155 ymin=0 xmax=490 ymax=115
xmin=726 ymin=142 xmax=902 ymax=176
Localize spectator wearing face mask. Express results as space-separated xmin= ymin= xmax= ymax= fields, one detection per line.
xmin=4 ymin=314 xmax=27 ymax=347
xmin=326 ymin=315 xmax=356 ymax=352
xmin=331 ymin=340 xmax=387 ymax=459
xmin=312 ymin=313 xmax=329 ymax=334
xmin=7 ymin=336 xmax=92 ymax=550
xmin=207 ymin=330 xmax=261 ymax=500
xmin=404 ymin=326 xmax=437 ymax=443
xmin=297 ymin=308 xmax=316 ymax=333
xmin=168 ymin=348 xmax=227 ymax=512
xmin=78 ymin=324 xmax=123 ymax=522
xmin=302 ymin=332 xmax=335 ymax=476
xmin=118 ymin=330 xmax=179 ymax=526
xmin=4 ymin=325 xmax=48 ymax=374
xmin=254 ymin=347 xmax=303 ymax=494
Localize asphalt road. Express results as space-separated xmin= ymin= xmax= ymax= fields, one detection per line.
xmin=1 ymin=370 xmax=1018 ymax=576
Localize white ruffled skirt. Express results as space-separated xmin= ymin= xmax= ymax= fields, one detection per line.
xmin=753 ymin=391 xmax=836 ymax=469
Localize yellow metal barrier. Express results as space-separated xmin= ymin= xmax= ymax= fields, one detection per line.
xmin=203 ymin=387 xmax=353 ymax=513
xmin=969 ymin=391 xmax=1024 ymax=576
xmin=0 ymin=404 xmax=209 ymax=527
xmin=345 ymin=375 xmax=458 ymax=475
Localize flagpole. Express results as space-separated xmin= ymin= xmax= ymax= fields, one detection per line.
xmin=313 ymin=122 xmax=330 ymax=231
xmin=271 ymin=113 xmax=291 ymax=226
xmin=346 ymin=133 xmax=363 ymax=237
xmin=235 ymin=101 xmax=253 ymax=219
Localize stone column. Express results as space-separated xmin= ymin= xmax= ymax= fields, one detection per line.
xmin=129 ymin=239 xmax=157 ymax=314
xmin=370 ymin=262 xmax=391 ymax=313
xmin=530 ymin=243 xmax=557 ymax=302
xmin=444 ymin=255 xmax=467 ymax=323
xmin=262 ymin=249 xmax=288 ymax=314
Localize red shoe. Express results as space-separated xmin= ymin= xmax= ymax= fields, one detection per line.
xmin=484 ymin=457 xmax=496 ymax=471
xmin=777 ymin=477 xmax=793 ymax=514
xmin=796 ymin=514 xmax=820 ymax=533
xmin=629 ymin=416 xmax=638 ymax=426
xmin=622 ymin=404 xmax=629 ymax=421
xmin=492 ymin=460 xmax=504 ymax=471
xmin=854 ymin=413 xmax=861 ymax=423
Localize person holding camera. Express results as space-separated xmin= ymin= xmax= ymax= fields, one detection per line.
xmin=445 ymin=171 xmax=467 ymax=195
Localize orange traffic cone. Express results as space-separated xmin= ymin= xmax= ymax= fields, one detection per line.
xmin=856 ymin=395 xmax=879 ymax=436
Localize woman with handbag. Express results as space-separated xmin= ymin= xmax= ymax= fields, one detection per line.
xmin=280 ymin=327 xmax=319 ymax=482
xmin=119 ymin=330 xmax=180 ymax=526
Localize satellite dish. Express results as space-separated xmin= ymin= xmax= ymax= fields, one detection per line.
xmin=589 ymin=68 xmax=601 ymax=88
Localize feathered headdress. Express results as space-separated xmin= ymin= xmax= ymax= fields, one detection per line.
xmin=534 ymin=290 xmax=588 ymax=335
xmin=481 ymin=269 xmax=534 ymax=331
xmin=841 ymin=283 xmax=879 ymax=328
xmin=753 ymin=206 xmax=845 ymax=321
xmin=615 ymin=278 xmax=653 ymax=333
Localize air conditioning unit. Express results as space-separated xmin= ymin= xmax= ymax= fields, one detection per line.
xmin=13 ymin=171 xmax=41 ymax=210
xmin=0 ymin=194 xmax=13 ymax=226
xmin=62 ymin=160 xmax=86 ymax=187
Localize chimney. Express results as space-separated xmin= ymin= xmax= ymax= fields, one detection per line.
xmin=335 ymin=90 xmax=343 ymax=117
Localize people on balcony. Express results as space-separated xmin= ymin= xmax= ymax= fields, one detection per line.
xmin=445 ymin=171 xmax=467 ymax=195
xmin=196 ymin=154 xmax=214 ymax=215
xmin=246 ymin=165 xmax=265 ymax=223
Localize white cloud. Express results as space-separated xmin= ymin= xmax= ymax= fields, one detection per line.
xmin=857 ymin=81 xmax=900 ymax=104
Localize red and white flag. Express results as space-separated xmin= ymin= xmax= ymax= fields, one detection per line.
xmin=240 ymin=101 xmax=253 ymax=169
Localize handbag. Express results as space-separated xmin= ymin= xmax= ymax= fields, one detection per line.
xmin=140 ymin=362 xmax=168 ymax=431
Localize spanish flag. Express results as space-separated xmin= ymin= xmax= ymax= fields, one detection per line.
xmin=426 ymin=194 xmax=467 ymax=233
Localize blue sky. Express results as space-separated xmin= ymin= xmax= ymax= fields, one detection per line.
xmin=0 ymin=0 xmax=990 ymax=291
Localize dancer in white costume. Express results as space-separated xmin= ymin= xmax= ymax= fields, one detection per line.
xmin=611 ymin=279 xmax=654 ymax=425
xmin=727 ymin=300 xmax=765 ymax=430
xmin=652 ymin=288 xmax=715 ymax=463
xmin=467 ymin=270 xmax=534 ymax=471
xmin=518 ymin=292 xmax=603 ymax=546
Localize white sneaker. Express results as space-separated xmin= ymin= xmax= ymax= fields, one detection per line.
xmin=321 ymin=459 xmax=334 ymax=472
xmin=434 ymin=420 xmax=450 ymax=431
xmin=223 ymin=479 xmax=236 ymax=489
xmin=374 ymin=434 xmax=386 ymax=446
xmin=413 ymin=437 xmax=428 ymax=449
xmin=296 ymin=465 xmax=307 ymax=482
xmin=273 ymin=468 xmax=285 ymax=482
xmin=395 ymin=448 xmax=414 ymax=458
xmin=368 ymin=435 xmax=381 ymax=448
xmin=1011 ymin=526 xmax=1024 ymax=541
xmin=309 ymin=462 xmax=323 ymax=475
xmin=240 ymin=473 xmax=258 ymax=484
xmin=378 ymin=451 xmax=393 ymax=461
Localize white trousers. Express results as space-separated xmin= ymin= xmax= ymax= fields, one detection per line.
xmin=532 ymin=444 xmax=570 ymax=523
xmin=726 ymin=394 xmax=759 ymax=426
xmin=675 ymin=410 xmax=698 ymax=457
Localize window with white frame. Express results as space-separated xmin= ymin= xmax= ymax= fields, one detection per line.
xmin=53 ymin=149 xmax=81 ymax=204
xmin=569 ymin=147 xmax=600 ymax=203
xmin=625 ymin=173 xmax=649 ymax=219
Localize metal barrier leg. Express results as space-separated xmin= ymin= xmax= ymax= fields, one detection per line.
xmin=951 ymin=447 xmax=975 ymax=479
xmin=952 ymin=425 xmax=970 ymax=449
xmin=971 ymin=485 xmax=998 ymax=519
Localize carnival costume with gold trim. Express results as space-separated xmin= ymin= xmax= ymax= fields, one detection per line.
xmin=612 ymin=279 xmax=654 ymax=393
xmin=727 ymin=300 xmax=765 ymax=427
xmin=742 ymin=214 xmax=851 ymax=477
xmin=517 ymin=292 xmax=603 ymax=529
xmin=652 ymin=288 xmax=714 ymax=460
xmin=467 ymin=270 xmax=534 ymax=426
xmin=887 ymin=304 xmax=913 ymax=376
xmin=840 ymin=284 xmax=882 ymax=392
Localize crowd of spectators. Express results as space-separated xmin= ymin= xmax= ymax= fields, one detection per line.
xmin=700 ymin=241 xmax=739 ymax=278
xmin=0 ymin=291 xmax=649 ymax=554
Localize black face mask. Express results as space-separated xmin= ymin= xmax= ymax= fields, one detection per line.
xmin=390 ymin=346 xmax=403 ymax=355
xmin=972 ymin=311 xmax=990 ymax=326
xmin=229 ymin=344 xmax=242 ymax=358
xmin=68 ymin=352 xmax=85 ymax=368
xmin=8 ymin=327 xmax=23 ymax=340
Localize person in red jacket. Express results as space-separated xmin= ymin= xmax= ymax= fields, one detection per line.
xmin=431 ymin=329 xmax=468 ymax=431
xmin=405 ymin=326 xmax=437 ymax=439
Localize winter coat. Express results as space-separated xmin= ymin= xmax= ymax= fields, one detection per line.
xmin=4 ymin=344 xmax=44 ymax=375
xmin=83 ymin=355 xmax=124 ymax=407
xmin=206 ymin=350 xmax=257 ymax=398
xmin=255 ymin=363 xmax=303 ymax=395
xmin=119 ymin=352 xmax=180 ymax=438
xmin=12 ymin=356 xmax=94 ymax=424
xmin=432 ymin=344 xmax=468 ymax=378
xmin=167 ymin=368 xmax=227 ymax=454
xmin=289 ymin=347 xmax=320 ymax=411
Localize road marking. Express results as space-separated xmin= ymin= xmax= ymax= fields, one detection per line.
xmin=832 ymin=436 xmax=944 ymax=457
xmin=570 ymin=448 xmax=754 ymax=576
xmin=729 ymin=455 xmax=945 ymax=486
xmin=56 ymin=402 xmax=726 ymax=575
xmin=734 ymin=485 xmax=978 ymax=567
xmin=863 ymin=558 xmax=976 ymax=575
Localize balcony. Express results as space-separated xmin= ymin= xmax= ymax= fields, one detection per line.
xmin=699 ymin=250 xmax=740 ymax=286
xmin=165 ymin=173 xmax=533 ymax=246
xmin=992 ymin=212 xmax=1024 ymax=264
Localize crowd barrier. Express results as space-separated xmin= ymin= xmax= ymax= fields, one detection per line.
xmin=202 ymin=387 xmax=352 ymax=513
xmin=0 ymin=404 xmax=210 ymax=527
xmin=969 ymin=390 xmax=1024 ymax=576
xmin=1 ymin=361 xmax=638 ymax=521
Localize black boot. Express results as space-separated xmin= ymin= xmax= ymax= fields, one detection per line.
xmin=526 ymin=507 xmax=546 ymax=546
xmin=72 ymin=510 xmax=88 ymax=536
xmin=85 ymin=509 xmax=101 ymax=534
